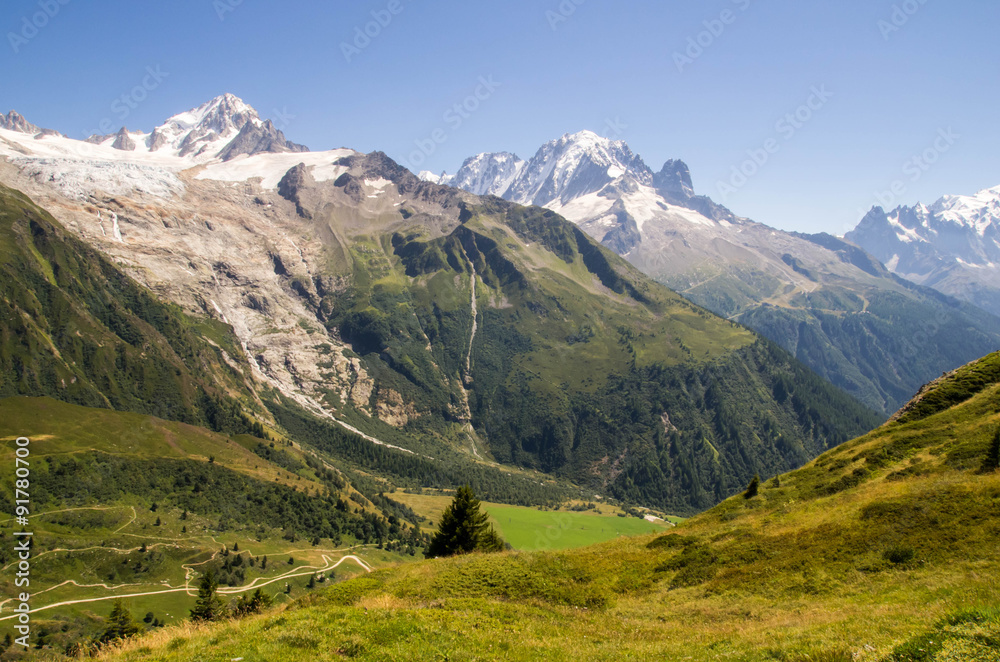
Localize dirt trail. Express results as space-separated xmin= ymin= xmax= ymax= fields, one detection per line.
xmin=0 ymin=554 xmax=372 ymax=621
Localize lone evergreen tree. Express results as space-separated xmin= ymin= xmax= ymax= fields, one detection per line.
xmin=190 ymin=572 xmax=225 ymax=622
xmin=984 ymin=428 xmax=1000 ymax=472
xmin=427 ymin=485 xmax=505 ymax=558
xmin=744 ymin=474 xmax=761 ymax=499
xmin=100 ymin=600 xmax=141 ymax=643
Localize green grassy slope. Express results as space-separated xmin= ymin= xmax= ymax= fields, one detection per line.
xmin=677 ymin=232 xmax=1000 ymax=415
xmin=0 ymin=397 xmax=424 ymax=653
xmin=390 ymin=491 xmax=675 ymax=551
xmin=321 ymin=195 xmax=881 ymax=513
xmin=96 ymin=351 xmax=1000 ymax=661
xmin=2 ymin=179 xmax=878 ymax=516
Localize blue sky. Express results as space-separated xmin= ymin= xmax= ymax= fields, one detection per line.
xmin=2 ymin=0 xmax=997 ymax=234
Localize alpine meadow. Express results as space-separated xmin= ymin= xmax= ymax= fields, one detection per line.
xmin=1 ymin=2 xmax=998 ymax=661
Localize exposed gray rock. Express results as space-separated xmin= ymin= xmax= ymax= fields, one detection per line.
xmin=111 ymin=128 xmax=136 ymax=151
xmin=1 ymin=111 xmax=40 ymax=134
xmin=277 ymin=163 xmax=314 ymax=219
xmin=600 ymin=200 xmax=642 ymax=254
xmin=654 ymin=159 xmax=694 ymax=198
xmin=147 ymin=129 xmax=169 ymax=152
xmin=216 ymin=119 xmax=309 ymax=161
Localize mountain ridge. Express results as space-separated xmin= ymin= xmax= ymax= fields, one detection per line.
xmin=0 ymin=98 xmax=880 ymax=514
xmin=847 ymin=186 xmax=1000 ymax=317
xmin=425 ymin=131 xmax=1000 ymax=414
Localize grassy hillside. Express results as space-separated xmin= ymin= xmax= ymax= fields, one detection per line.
xmin=94 ymin=352 xmax=1000 ymax=661
xmin=391 ymin=491 xmax=676 ymax=550
xmin=656 ymin=231 xmax=1000 ymax=415
xmin=0 ymin=397 xmax=426 ymax=654
xmin=319 ymin=193 xmax=881 ymax=513
xmin=1 ymin=178 xmax=879 ymax=516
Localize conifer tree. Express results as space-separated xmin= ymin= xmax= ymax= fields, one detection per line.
xmin=744 ymin=474 xmax=761 ymax=499
xmin=190 ymin=572 xmax=225 ymax=622
xmin=100 ymin=600 xmax=141 ymax=643
xmin=427 ymin=485 xmax=505 ymax=558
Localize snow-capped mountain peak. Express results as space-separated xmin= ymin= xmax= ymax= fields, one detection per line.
xmin=927 ymin=185 xmax=1000 ymax=236
xmin=418 ymin=131 xmax=744 ymax=255
xmin=504 ymin=130 xmax=652 ymax=207
xmin=449 ymin=152 xmax=525 ymax=197
xmin=1 ymin=110 xmax=41 ymax=134
xmin=0 ymin=93 xmax=325 ymax=201
xmin=846 ymin=185 xmax=1000 ymax=314
xmin=148 ymin=93 xmax=263 ymax=158
xmin=417 ymin=170 xmax=454 ymax=186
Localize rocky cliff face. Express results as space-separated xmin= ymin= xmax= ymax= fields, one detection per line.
xmin=111 ymin=127 xmax=137 ymax=151
xmin=217 ymin=119 xmax=309 ymax=161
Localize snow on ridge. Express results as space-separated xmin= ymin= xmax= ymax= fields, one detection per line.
xmin=1 ymin=123 xmax=356 ymax=197
xmin=195 ymin=150 xmax=356 ymax=189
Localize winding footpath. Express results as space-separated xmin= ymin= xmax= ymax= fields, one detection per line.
xmin=0 ymin=553 xmax=371 ymax=621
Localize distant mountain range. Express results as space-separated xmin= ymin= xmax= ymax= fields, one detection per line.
xmin=847 ymin=187 xmax=1000 ymax=317
xmin=424 ymin=132 xmax=1000 ymax=414
xmin=0 ymin=95 xmax=882 ymax=514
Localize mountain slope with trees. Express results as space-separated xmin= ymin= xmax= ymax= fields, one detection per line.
xmin=0 ymin=143 xmax=880 ymax=513
xmin=95 ymin=350 xmax=1000 ymax=661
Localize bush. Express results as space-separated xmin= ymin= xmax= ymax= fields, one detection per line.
xmin=882 ymin=546 xmax=916 ymax=566
xmin=983 ymin=428 xmax=1000 ymax=472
